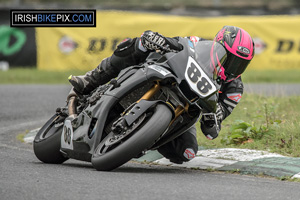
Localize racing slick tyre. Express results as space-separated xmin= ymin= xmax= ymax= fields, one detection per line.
xmin=33 ymin=114 xmax=69 ymax=164
xmin=91 ymin=104 xmax=172 ymax=171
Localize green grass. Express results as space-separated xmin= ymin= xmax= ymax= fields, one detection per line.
xmin=0 ymin=67 xmax=86 ymax=84
xmin=242 ymin=69 xmax=300 ymax=83
xmin=197 ymin=94 xmax=300 ymax=157
xmin=1 ymin=68 xmax=300 ymax=84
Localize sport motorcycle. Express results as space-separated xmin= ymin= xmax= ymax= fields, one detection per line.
xmin=33 ymin=38 xmax=227 ymax=171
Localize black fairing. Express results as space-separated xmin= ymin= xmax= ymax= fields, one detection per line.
xmin=60 ymin=38 xmax=227 ymax=161
xmin=148 ymin=38 xmax=227 ymax=112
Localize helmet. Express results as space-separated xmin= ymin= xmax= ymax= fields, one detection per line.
xmin=214 ymin=26 xmax=255 ymax=81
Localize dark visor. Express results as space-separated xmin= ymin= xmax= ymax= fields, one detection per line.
xmin=223 ymin=52 xmax=251 ymax=76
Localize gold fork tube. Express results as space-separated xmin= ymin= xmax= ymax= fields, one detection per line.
xmin=137 ymin=82 xmax=161 ymax=102
xmin=137 ymin=82 xmax=190 ymax=125
xmin=170 ymin=103 xmax=189 ymax=125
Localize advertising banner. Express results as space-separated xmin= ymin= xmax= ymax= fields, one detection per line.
xmin=0 ymin=9 xmax=37 ymax=67
xmin=36 ymin=11 xmax=300 ymax=71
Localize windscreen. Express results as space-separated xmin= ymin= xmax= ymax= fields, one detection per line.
xmin=194 ymin=41 xmax=227 ymax=81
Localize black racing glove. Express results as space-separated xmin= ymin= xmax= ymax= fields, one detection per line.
xmin=141 ymin=30 xmax=183 ymax=53
xmin=200 ymin=103 xmax=224 ymax=140
xmin=201 ymin=117 xmax=220 ymax=140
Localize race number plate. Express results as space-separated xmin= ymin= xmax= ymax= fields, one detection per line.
xmin=61 ymin=119 xmax=74 ymax=150
xmin=185 ymin=56 xmax=217 ymax=98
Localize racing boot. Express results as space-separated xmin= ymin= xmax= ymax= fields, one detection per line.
xmin=68 ymin=66 xmax=112 ymax=95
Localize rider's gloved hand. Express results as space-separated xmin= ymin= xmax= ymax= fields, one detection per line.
xmin=200 ymin=103 xmax=224 ymax=140
xmin=141 ymin=30 xmax=183 ymax=53
xmin=200 ymin=117 xmax=221 ymax=140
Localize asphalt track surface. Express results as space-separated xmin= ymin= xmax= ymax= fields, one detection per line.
xmin=1 ymin=84 xmax=300 ymax=200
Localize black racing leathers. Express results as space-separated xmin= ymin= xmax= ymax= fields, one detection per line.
xmin=219 ymin=76 xmax=244 ymax=120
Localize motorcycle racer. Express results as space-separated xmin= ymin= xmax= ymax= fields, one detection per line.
xmin=68 ymin=26 xmax=255 ymax=164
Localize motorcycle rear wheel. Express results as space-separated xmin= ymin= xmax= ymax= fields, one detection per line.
xmin=33 ymin=114 xmax=69 ymax=164
xmin=91 ymin=104 xmax=172 ymax=171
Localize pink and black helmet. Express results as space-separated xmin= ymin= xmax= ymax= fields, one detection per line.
xmin=214 ymin=26 xmax=255 ymax=80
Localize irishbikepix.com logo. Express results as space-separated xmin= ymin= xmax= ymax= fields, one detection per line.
xmin=10 ymin=10 xmax=96 ymax=27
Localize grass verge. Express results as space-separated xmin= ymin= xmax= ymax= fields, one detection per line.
xmin=0 ymin=67 xmax=86 ymax=84
xmin=242 ymin=69 xmax=300 ymax=83
xmin=197 ymin=94 xmax=300 ymax=157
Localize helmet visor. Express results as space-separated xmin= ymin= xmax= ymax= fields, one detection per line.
xmin=223 ymin=52 xmax=251 ymax=76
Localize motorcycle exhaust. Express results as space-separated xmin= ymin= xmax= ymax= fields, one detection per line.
xmin=68 ymin=96 xmax=78 ymax=118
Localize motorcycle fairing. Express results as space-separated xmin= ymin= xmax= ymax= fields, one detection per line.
xmin=60 ymin=38 xmax=227 ymax=162
xmin=123 ymin=99 xmax=175 ymax=126
xmin=184 ymin=56 xmax=217 ymax=98
xmin=60 ymin=66 xmax=177 ymax=162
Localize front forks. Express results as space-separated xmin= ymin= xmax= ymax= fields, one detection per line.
xmin=138 ymin=81 xmax=189 ymax=125
xmin=137 ymin=81 xmax=161 ymax=102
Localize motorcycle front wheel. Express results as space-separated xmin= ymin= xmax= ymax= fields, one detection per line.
xmin=33 ymin=114 xmax=69 ymax=164
xmin=91 ymin=104 xmax=172 ymax=171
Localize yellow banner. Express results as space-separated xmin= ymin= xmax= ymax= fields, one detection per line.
xmin=36 ymin=11 xmax=300 ymax=71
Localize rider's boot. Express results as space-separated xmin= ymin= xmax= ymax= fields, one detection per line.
xmin=69 ymin=37 xmax=150 ymax=95
xmin=68 ymin=63 xmax=112 ymax=95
